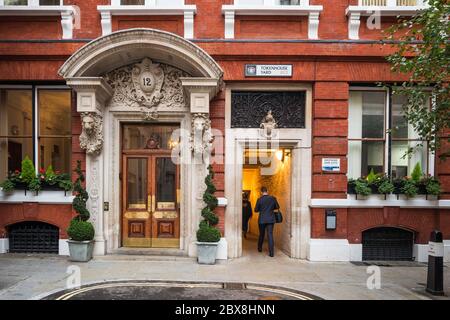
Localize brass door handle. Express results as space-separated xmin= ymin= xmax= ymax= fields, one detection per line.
xmin=148 ymin=195 xmax=152 ymax=214
xmin=152 ymin=194 xmax=156 ymax=213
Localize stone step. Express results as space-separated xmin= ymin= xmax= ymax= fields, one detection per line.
xmin=94 ymin=254 xmax=195 ymax=262
xmin=93 ymin=247 xmax=194 ymax=262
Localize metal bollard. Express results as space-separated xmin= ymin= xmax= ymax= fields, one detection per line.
xmin=426 ymin=230 xmax=444 ymax=296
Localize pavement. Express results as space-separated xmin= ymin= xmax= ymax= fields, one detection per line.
xmin=0 ymin=235 xmax=449 ymax=300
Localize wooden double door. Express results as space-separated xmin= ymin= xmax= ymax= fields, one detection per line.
xmin=122 ymin=151 xmax=180 ymax=248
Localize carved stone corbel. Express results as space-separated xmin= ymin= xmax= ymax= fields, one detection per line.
xmin=79 ymin=112 xmax=104 ymax=155
xmin=190 ymin=113 xmax=213 ymax=155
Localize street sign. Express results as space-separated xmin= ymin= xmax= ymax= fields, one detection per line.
xmin=245 ymin=64 xmax=293 ymax=77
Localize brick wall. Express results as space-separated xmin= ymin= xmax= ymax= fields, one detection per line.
xmin=312 ymin=82 xmax=348 ymax=199
xmin=0 ymin=203 xmax=75 ymax=238
xmin=210 ymin=90 xmax=226 ymax=235
xmin=311 ymin=207 xmax=449 ymax=244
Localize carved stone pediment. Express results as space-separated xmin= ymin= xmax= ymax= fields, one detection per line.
xmin=105 ymin=58 xmax=189 ymax=119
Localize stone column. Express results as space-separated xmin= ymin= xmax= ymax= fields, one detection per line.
xmin=181 ymin=78 xmax=223 ymax=257
xmin=66 ymin=77 xmax=113 ymax=256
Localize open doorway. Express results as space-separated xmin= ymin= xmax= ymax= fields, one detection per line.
xmin=242 ymin=149 xmax=292 ymax=257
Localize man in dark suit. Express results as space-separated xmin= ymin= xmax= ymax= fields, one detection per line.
xmin=254 ymin=186 xmax=279 ymax=257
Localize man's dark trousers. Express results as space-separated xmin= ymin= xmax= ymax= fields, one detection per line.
xmin=258 ymin=223 xmax=274 ymax=255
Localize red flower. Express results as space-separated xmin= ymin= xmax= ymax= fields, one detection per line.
xmin=55 ymin=170 xmax=60 ymax=175
xmin=14 ymin=170 xmax=20 ymax=174
xmin=39 ymin=168 xmax=45 ymax=174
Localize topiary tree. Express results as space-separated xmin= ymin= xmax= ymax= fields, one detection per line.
xmin=196 ymin=165 xmax=221 ymax=243
xmin=67 ymin=160 xmax=95 ymax=242
xmin=21 ymin=156 xmax=36 ymax=184
xmin=411 ymin=162 xmax=423 ymax=182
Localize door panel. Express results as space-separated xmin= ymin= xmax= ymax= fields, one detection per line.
xmin=122 ymin=156 xmax=151 ymax=247
xmin=151 ymin=156 xmax=180 ymax=248
xmin=122 ymin=154 xmax=180 ymax=248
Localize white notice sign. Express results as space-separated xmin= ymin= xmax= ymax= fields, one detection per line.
xmin=322 ymin=158 xmax=340 ymax=172
xmin=245 ymin=64 xmax=293 ymax=77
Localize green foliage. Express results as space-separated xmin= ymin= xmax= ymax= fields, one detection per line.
xmin=197 ymin=222 xmax=221 ymax=243
xmin=58 ymin=179 xmax=73 ymax=192
xmin=0 ymin=179 xmax=15 ymax=193
xmin=424 ymin=176 xmax=442 ymax=196
xmin=20 ymin=156 xmax=36 ymax=184
xmin=366 ymin=169 xmax=378 ymax=184
xmin=355 ymin=178 xmax=372 ymax=196
xmin=384 ymin=0 xmax=450 ymax=158
xmin=378 ymin=180 xmax=395 ymax=195
xmin=68 ymin=160 xmax=93 ymax=242
xmin=28 ymin=178 xmax=41 ymax=193
xmin=67 ymin=219 xmax=95 ymax=242
xmin=197 ymin=165 xmax=221 ymax=243
xmin=402 ymin=180 xmax=419 ymax=198
xmin=411 ymin=162 xmax=423 ymax=182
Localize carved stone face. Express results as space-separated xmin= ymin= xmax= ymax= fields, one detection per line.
xmin=82 ymin=115 xmax=95 ymax=135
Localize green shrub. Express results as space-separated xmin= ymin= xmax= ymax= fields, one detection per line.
xmin=378 ymin=180 xmax=395 ymax=194
xmin=67 ymin=219 xmax=95 ymax=241
xmin=366 ymin=169 xmax=378 ymax=184
xmin=28 ymin=178 xmax=41 ymax=193
xmin=0 ymin=179 xmax=15 ymax=193
xmin=197 ymin=222 xmax=221 ymax=243
xmin=402 ymin=180 xmax=418 ymax=198
xmin=411 ymin=162 xmax=423 ymax=182
xmin=197 ymin=165 xmax=221 ymax=243
xmin=45 ymin=165 xmax=57 ymax=185
xmin=355 ymin=179 xmax=371 ymax=196
xmin=67 ymin=160 xmax=95 ymax=241
xmin=58 ymin=179 xmax=73 ymax=192
xmin=21 ymin=156 xmax=36 ymax=184
xmin=424 ymin=177 xmax=441 ymax=196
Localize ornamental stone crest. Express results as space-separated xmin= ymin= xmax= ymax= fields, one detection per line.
xmin=79 ymin=112 xmax=103 ymax=155
xmin=190 ymin=113 xmax=213 ymax=155
xmin=260 ymin=110 xmax=278 ymax=139
xmin=131 ymin=58 xmax=164 ymax=119
xmin=105 ymin=58 xmax=189 ymax=119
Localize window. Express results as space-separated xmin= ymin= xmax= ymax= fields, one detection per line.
xmin=2 ymin=0 xmax=62 ymax=5
xmin=348 ymin=89 xmax=429 ymax=180
xmin=0 ymin=87 xmax=71 ymax=181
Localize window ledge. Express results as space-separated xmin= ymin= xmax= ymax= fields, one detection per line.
xmin=310 ymin=195 xmax=450 ymax=209
xmin=346 ymin=5 xmax=427 ymax=40
xmin=222 ymin=5 xmax=323 ymax=40
xmin=0 ymin=6 xmax=76 ymax=39
xmin=0 ymin=190 xmax=74 ymax=204
xmin=97 ymin=5 xmax=197 ymax=38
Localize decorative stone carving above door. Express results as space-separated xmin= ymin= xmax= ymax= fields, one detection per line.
xmin=105 ymin=58 xmax=190 ymax=119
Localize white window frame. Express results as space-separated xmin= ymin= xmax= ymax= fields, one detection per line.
xmin=345 ymin=0 xmax=428 ymax=39
xmin=0 ymin=1 xmax=75 ymax=39
xmin=98 ymin=0 xmax=197 ymax=38
xmin=348 ymin=86 xmax=435 ymax=180
xmin=0 ymin=0 xmax=63 ymax=6
xmin=221 ymin=0 xmax=323 ymax=39
xmin=0 ymin=85 xmax=71 ymax=176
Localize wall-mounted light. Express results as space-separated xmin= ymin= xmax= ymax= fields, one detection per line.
xmin=168 ymin=138 xmax=179 ymax=150
xmin=275 ymin=149 xmax=285 ymax=162
xmin=275 ymin=149 xmax=291 ymax=162
xmin=325 ymin=209 xmax=337 ymax=231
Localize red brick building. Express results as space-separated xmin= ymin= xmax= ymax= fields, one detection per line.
xmin=0 ymin=0 xmax=448 ymax=262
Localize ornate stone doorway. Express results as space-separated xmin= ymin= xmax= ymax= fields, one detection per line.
xmin=58 ymin=29 xmax=223 ymax=256
xmin=121 ymin=124 xmax=181 ymax=249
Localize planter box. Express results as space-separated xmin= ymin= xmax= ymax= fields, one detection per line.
xmin=67 ymin=240 xmax=95 ymax=262
xmin=196 ymin=241 xmax=219 ymax=265
xmin=0 ymin=190 xmax=73 ymax=204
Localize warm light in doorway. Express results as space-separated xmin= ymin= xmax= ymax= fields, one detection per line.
xmin=276 ymin=149 xmax=284 ymax=162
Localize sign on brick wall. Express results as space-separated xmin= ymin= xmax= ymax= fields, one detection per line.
xmin=245 ymin=64 xmax=293 ymax=77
